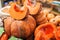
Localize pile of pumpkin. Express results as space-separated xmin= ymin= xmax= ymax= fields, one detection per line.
xmin=0 ymin=0 xmax=60 ymax=40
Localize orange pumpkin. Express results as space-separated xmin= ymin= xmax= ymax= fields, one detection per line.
xmin=24 ymin=0 xmax=41 ymax=15
xmin=35 ymin=31 xmax=49 ymax=40
xmin=11 ymin=21 xmax=31 ymax=38
xmin=35 ymin=10 xmax=48 ymax=25
xmin=34 ymin=23 xmax=56 ymax=39
xmin=55 ymin=27 xmax=60 ymax=40
xmin=24 ymin=15 xmax=36 ymax=33
xmin=4 ymin=15 xmax=36 ymax=38
xmin=0 ymin=32 xmax=8 ymax=40
xmin=4 ymin=17 xmax=14 ymax=36
xmin=9 ymin=3 xmax=28 ymax=20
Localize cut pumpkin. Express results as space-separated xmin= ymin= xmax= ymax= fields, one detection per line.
xmin=9 ymin=3 xmax=27 ymax=20
xmin=34 ymin=23 xmax=56 ymax=39
xmin=24 ymin=0 xmax=41 ymax=15
xmin=55 ymin=27 xmax=60 ymax=40
xmin=35 ymin=31 xmax=49 ymax=40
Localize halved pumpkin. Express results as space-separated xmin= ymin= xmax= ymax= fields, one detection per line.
xmin=24 ymin=0 xmax=41 ymax=15
xmin=55 ymin=27 xmax=60 ymax=40
xmin=9 ymin=3 xmax=27 ymax=20
xmin=35 ymin=31 xmax=49 ymax=40
xmin=34 ymin=23 xmax=56 ymax=39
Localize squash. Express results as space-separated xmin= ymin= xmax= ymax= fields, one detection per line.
xmin=0 ymin=32 xmax=8 ymax=40
xmin=24 ymin=0 xmax=41 ymax=15
xmin=34 ymin=23 xmax=56 ymax=39
xmin=24 ymin=15 xmax=36 ymax=33
xmin=55 ymin=27 xmax=60 ymax=40
xmin=35 ymin=11 xmax=48 ymax=25
xmin=9 ymin=3 xmax=27 ymax=20
xmin=35 ymin=31 xmax=49 ymax=40
xmin=4 ymin=15 xmax=36 ymax=38
xmin=4 ymin=17 xmax=14 ymax=36
xmin=11 ymin=21 xmax=31 ymax=38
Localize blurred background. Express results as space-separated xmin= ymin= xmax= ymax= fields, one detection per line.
xmin=0 ymin=0 xmax=60 ymax=8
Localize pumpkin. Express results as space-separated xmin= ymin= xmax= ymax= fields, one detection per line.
xmin=35 ymin=31 xmax=49 ymax=40
xmin=35 ymin=11 xmax=48 ymax=25
xmin=24 ymin=15 xmax=36 ymax=33
xmin=34 ymin=23 xmax=56 ymax=39
xmin=0 ymin=32 xmax=8 ymax=40
xmin=11 ymin=21 xmax=31 ymax=38
xmin=4 ymin=15 xmax=36 ymax=38
xmin=9 ymin=3 xmax=28 ymax=20
xmin=24 ymin=0 xmax=41 ymax=15
xmin=55 ymin=27 xmax=60 ymax=40
xmin=4 ymin=17 xmax=14 ymax=36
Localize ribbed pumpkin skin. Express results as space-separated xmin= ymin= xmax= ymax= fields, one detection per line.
xmin=4 ymin=17 xmax=14 ymax=37
xmin=11 ymin=21 xmax=31 ymax=38
xmin=24 ymin=15 xmax=36 ymax=33
xmin=4 ymin=15 xmax=36 ymax=38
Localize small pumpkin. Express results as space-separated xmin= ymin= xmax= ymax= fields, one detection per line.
xmin=0 ymin=32 xmax=8 ymax=40
xmin=34 ymin=23 xmax=56 ymax=39
xmin=9 ymin=3 xmax=27 ymax=20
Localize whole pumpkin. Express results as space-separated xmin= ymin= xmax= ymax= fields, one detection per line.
xmin=4 ymin=15 xmax=36 ymax=38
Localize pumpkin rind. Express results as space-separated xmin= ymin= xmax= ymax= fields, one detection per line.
xmin=4 ymin=17 xmax=14 ymax=36
xmin=11 ymin=21 xmax=31 ymax=38
xmin=34 ymin=23 xmax=56 ymax=39
xmin=9 ymin=3 xmax=27 ymax=20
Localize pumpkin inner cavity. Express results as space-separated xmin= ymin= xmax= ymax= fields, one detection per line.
xmin=14 ymin=5 xmax=24 ymax=12
xmin=40 ymin=25 xmax=53 ymax=35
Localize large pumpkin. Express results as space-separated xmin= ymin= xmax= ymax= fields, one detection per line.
xmin=4 ymin=15 xmax=36 ymax=38
xmin=34 ymin=23 xmax=56 ymax=39
xmin=11 ymin=21 xmax=31 ymax=38
xmin=4 ymin=17 xmax=15 ymax=36
xmin=9 ymin=3 xmax=28 ymax=20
